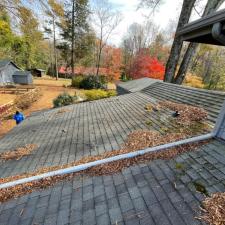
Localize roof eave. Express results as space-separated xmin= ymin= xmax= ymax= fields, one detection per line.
xmin=178 ymin=8 xmax=225 ymax=45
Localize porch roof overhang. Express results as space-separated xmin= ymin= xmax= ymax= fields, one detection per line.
xmin=178 ymin=8 xmax=225 ymax=46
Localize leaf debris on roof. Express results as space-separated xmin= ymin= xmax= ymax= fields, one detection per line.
xmin=198 ymin=193 xmax=225 ymax=225
xmin=56 ymin=108 xmax=71 ymax=115
xmin=159 ymin=101 xmax=208 ymax=125
xmin=0 ymin=144 xmax=38 ymax=161
xmin=0 ymin=130 xmax=209 ymax=203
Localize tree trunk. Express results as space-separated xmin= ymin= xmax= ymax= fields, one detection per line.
xmin=164 ymin=0 xmax=196 ymax=83
xmin=53 ymin=16 xmax=58 ymax=80
xmin=96 ymin=28 xmax=103 ymax=78
xmin=174 ymin=0 xmax=225 ymax=84
xmin=96 ymin=46 xmax=102 ymax=78
xmin=71 ymin=0 xmax=75 ymax=76
xmin=174 ymin=42 xmax=198 ymax=84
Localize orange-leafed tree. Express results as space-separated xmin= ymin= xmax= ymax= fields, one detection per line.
xmin=102 ymin=46 xmax=123 ymax=81
xmin=130 ymin=52 xmax=165 ymax=80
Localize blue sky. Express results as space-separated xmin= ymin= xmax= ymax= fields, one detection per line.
xmin=31 ymin=0 xmax=225 ymax=46
xmin=107 ymin=0 xmax=225 ymax=46
xmin=107 ymin=0 xmax=184 ymax=46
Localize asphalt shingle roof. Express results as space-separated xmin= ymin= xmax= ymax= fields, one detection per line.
xmin=117 ymin=78 xmax=225 ymax=124
xmin=141 ymin=82 xmax=225 ymax=124
xmin=0 ymin=139 xmax=225 ymax=225
xmin=0 ymin=92 xmax=210 ymax=179
xmin=1 ymin=78 xmax=225 ymax=224
xmin=117 ymin=78 xmax=161 ymax=94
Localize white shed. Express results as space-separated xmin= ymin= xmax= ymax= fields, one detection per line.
xmin=0 ymin=60 xmax=20 ymax=85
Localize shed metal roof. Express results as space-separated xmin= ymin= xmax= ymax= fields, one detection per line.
xmin=0 ymin=60 xmax=20 ymax=70
xmin=178 ymin=8 xmax=225 ymax=45
xmin=32 ymin=68 xmax=45 ymax=72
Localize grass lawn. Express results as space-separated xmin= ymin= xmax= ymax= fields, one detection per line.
xmin=33 ymin=76 xmax=71 ymax=87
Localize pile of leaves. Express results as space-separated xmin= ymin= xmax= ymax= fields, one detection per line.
xmin=159 ymin=101 xmax=208 ymax=125
xmin=0 ymin=130 xmax=209 ymax=203
xmin=14 ymin=88 xmax=41 ymax=110
xmin=0 ymin=102 xmax=17 ymax=119
xmin=0 ymin=144 xmax=37 ymax=161
xmin=0 ymin=102 xmax=13 ymax=115
xmin=199 ymin=193 xmax=225 ymax=225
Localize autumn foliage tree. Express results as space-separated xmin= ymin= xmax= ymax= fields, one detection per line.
xmin=130 ymin=52 xmax=165 ymax=80
xmin=102 ymin=46 xmax=123 ymax=81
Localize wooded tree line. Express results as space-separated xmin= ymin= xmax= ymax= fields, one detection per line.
xmin=1 ymin=0 xmax=225 ymax=89
xmin=0 ymin=0 xmax=122 ymax=80
xmin=142 ymin=0 xmax=225 ymax=85
xmin=122 ymin=0 xmax=225 ymax=90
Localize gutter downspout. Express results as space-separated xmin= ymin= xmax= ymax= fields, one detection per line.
xmin=0 ymin=133 xmax=214 ymax=189
xmin=212 ymin=22 xmax=225 ymax=45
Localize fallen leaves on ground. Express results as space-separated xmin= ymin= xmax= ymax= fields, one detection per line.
xmin=14 ymin=88 xmax=42 ymax=110
xmin=159 ymin=101 xmax=208 ymax=125
xmin=0 ymin=130 xmax=209 ymax=203
xmin=0 ymin=144 xmax=38 ymax=161
xmin=198 ymin=193 xmax=225 ymax=225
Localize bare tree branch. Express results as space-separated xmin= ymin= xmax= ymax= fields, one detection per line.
xmin=92 ymin=0 xmax=122 ymax=77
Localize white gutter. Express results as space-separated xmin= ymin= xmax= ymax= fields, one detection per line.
xmin=0 ymin=133 xmax=213 ymax=189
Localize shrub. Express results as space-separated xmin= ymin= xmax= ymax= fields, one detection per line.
xmin=14 ymin=88 xmax=41 ymax=110
xmin=71 ymin=75 xmax=84 ymax=88
xmin=184 ymin=75 xmax=204 ymax=89
xmin=80 ymin=75 xmax=106 ymax=90
xmin=107 ymin=90 xmax=117 ymax=97
xmin=84 ymin=89 xmax=117 ymax=101
xmin=53 ymin=92 xmax=76 ymax=108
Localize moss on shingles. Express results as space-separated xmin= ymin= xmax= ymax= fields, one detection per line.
xmin=175 ymin=162 xmax=185 ymax=171
xmin=193 ymin=181 xmax=209 ymax=196
xmin=146 ymin=121 xmax=152 ymax=126
xmin=168 ymin=121 xmax=211 ymax=136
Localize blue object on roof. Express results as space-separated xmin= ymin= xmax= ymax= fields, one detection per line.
xmin=13 ymin=112 xmax=25 ymax=125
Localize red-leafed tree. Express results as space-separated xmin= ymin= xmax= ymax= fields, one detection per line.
xmin=130 ymin=52 xmax=165 ymax=80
